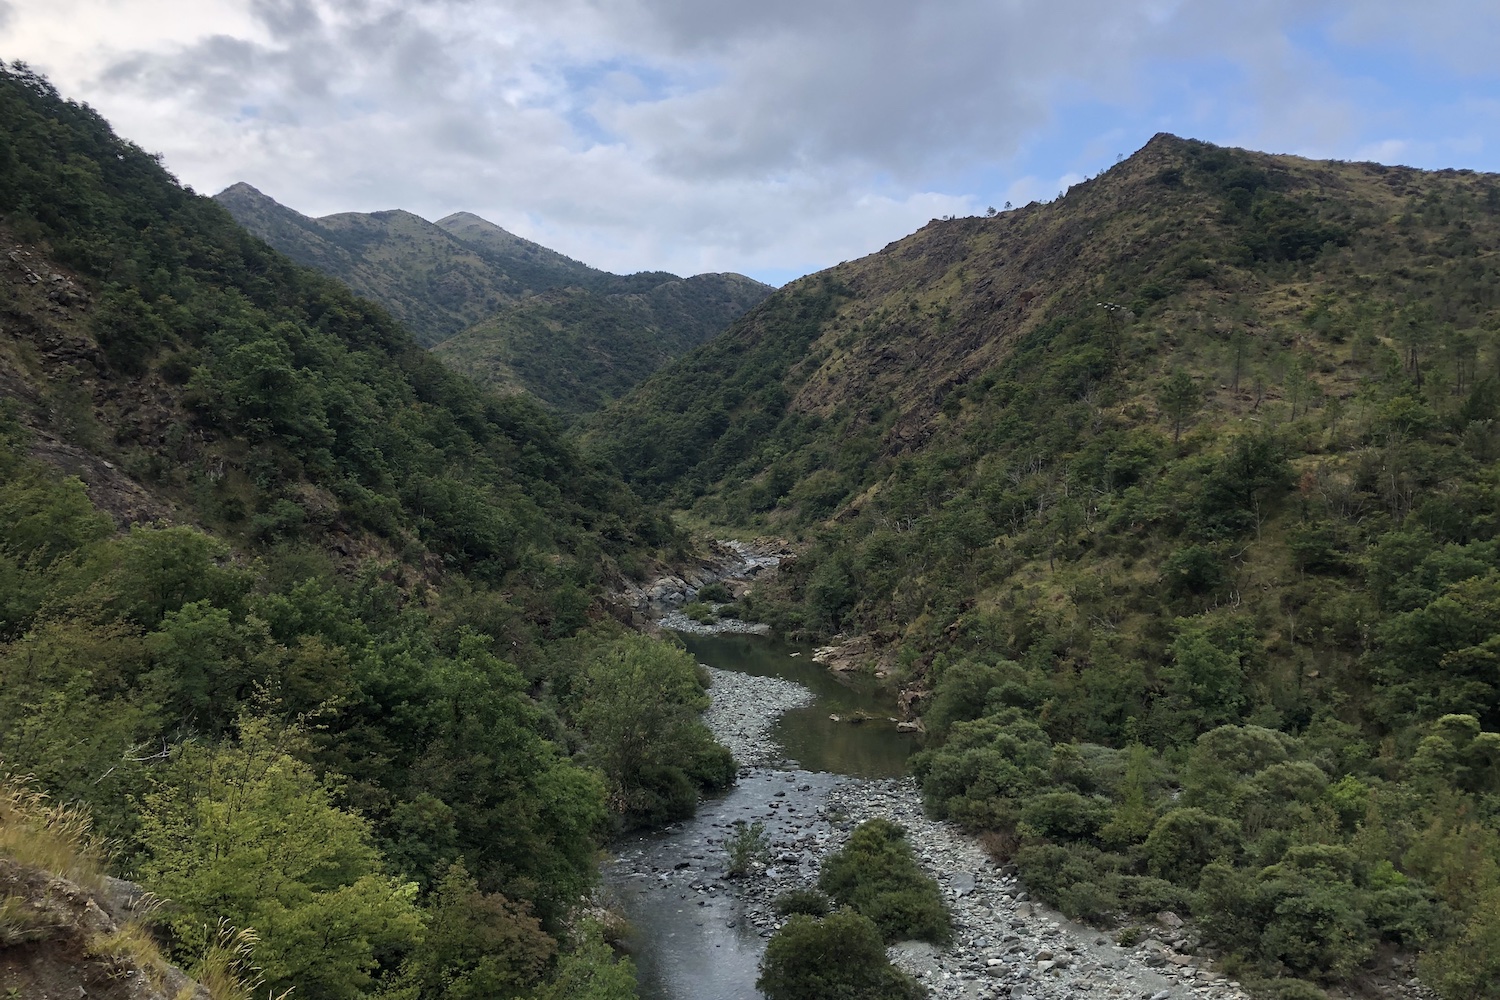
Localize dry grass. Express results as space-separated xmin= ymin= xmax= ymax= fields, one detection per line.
xmin=0 ymin=893 xmax=65 ymax=945
xmin=0 ymin=773 xmax=105 ymax=891
xmin=194 ymin=921 xmax=291 ymax=1000
xmin=88 ymin=920 xmax=175 ymax=992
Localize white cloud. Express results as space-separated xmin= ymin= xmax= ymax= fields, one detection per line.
xmin=2 ymin=0 xmax=1497 ymax=280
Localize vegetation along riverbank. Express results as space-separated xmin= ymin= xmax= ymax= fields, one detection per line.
xmin=4 ymin=49 xmax=1500 ymax=1000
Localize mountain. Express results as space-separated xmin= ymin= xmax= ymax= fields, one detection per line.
xmin=432 ymin=270 xmax=777 ymax=412
xmin=0 ymin=63 xmax=734 ymax=1000
xmin=587 ymin=135 xmax=1500 ymax=995
xmin=212 ymin=182 xmax=589 ymax=342
xmin=214 ymin=184 xmax=773 ymax=414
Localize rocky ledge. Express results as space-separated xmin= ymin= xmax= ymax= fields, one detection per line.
xmin=617 ymin=538 xmax=788 ymax=613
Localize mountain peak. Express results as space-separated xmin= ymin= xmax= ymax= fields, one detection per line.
xmin=217 ymin=180 xmax=265 ymax=198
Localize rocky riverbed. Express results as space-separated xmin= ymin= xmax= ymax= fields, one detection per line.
xmin=700 ymin=666 xmax=813 ymax=767
xmin=683 ymin=665 xmax=1258 ymax=1000
xmin=658 ymin=610 xmax=772 ymax=636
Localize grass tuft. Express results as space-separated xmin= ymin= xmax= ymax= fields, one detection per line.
xmin=0 ymin=772 xmax=105 ymax=891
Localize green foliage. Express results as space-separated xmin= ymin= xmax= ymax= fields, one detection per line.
xmin=1158 ymin=368 xmax=1202 ymax=442
xmin=0 ymin=63 xmax=673 ymax=588
xmin=695 ymin=581 xmax=732 ymax=603
xmin=1143 ymin=808 xmax=1240 ymax=885
xmin=137 ymin=719 xmax=424 ymax=1000
xmin=725 ymin=820 xmax=770 ymax=877
xmin=757 ymin=910 xmax=925 ymax=1000
xmin=817 ymin=819 xmax=951 ymax=944
xmin=773 ymin=889 xmax=833 ymax=918
xmin=575 ymin=633 xmax=732 ymax=827
xmin=911 ymin=713 xmax=1052 ymax=833
xmin=394 ymin=861 xmax=555 ymax=1000
xmin=532 ymin=920 xmax=639 ymax=1000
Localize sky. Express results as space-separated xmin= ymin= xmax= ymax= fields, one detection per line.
xmin=5 ymin=1 xmax=1500 ymax=286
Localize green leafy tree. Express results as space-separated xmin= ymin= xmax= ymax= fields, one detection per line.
xmin=137 ymin=718 xmax=423 ymax=1000
xmin=534 ymin=921 xmax=638 ymax=1000
xmin=577 ymin=634 xmax=731 ymax=826
xmin=817 ymin=819 xmax=950 ymax=944
xmin=397 ymin=861 xmax=556 ymax=1000
xmin=1158 ymin=369 xmax=1202 ymax=443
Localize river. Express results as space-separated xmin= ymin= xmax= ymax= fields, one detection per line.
xmin=602 ymin=632 xmax=916 ymax=1000
xmin=602 ymin=631 xmax=1255 ymax=1000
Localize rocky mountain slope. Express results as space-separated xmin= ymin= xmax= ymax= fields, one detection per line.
xmin=587 ymin=135 xmax=1500 ymax=998
xmin=215 ymin=184 xmax=772 ymax=413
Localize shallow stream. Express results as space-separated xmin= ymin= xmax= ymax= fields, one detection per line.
xmin=602 ymin=633 xmax=916 ymax=1000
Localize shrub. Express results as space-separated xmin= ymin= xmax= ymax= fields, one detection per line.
xmin=1019 ymin=791 xmax=1111 ymax=841
xmin=757 ymin=911 xmax=925 ymax=1000
xmin=696 ymin=582 xmax=732 ymax=603
xmin=818 ymin=819 xmax=951 ymax=943
xmin=1143 ymin=808 xmax=1240 ymax=885
xmin=1015 ymin=843 xmax=1124 ymax=922
xmin=682 ymin=601 xmax=716 ymax=624
xmin=725 ymin=820 xmax=770 ymax=877
xmin=1118 ymin=875 xmax=1191 ymax=915
xmin=773 ymin=889 xmax=831 ymax=918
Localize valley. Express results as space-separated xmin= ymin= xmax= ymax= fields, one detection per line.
xmin=2 ymin=58 xmax=1499 ymax=1000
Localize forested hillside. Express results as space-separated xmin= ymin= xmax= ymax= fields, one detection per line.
xmin=215 ymin=184 xmax=772 ymax=414
xmin=0 ymin=62 xmax=732 ymax=1000
xmin=588 ymin=136 xmax=1500 ymax=996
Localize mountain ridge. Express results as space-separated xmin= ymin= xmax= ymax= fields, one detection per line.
xmin=214 ymin=184 xmax=774 ymax=414
xmin=584 ymin=133 xmax=1500 ymax=996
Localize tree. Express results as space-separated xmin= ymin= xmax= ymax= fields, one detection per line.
xmin=577 ymin=633 xmax=732 ymax=826
xmin=137 ymin=718 xmax=423 ymax=1000
xmin=1158 ymin=369 xmax=1202 ymax=443
xmin=397 ymin=861 xmax=555 ymax=1000
xmin=817 ymin=819 xmax=950 ymax=944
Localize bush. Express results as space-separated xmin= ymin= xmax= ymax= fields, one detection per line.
xmin=682 ymin=601 xmax=716 ymax=624
xmin=773 ymin=889 xmax=831 ymax=918
xmin=725 ymin=820 xmax=770 ymax=877
xmin=817 ymin=819 xmax=951 ymax=943
xmin=1019 ymin=791 xmax=1111 ymax=841
xmin=757 ymin=911 xmax=925 ymax=1000
xmin=1014 ymin=843 xmax=1124 ymax=923
xmin=696 ymin=582 xmax=732 ymax=603
xmin=1143 ymin=808 xmax=1239 ymax=886
xmin=1118 ymin=876 xmax=1191 ymax=915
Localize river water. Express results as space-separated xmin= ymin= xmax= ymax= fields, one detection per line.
xmin=602 ymin=633 xmax=917 ymax=1000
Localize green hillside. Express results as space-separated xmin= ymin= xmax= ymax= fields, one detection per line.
xmin=433 ymin=271 xmax=777 ymax=413
xmin=212 ymin=183 xmax=535 ymax=343
xmin=0 ymin=63 xmax=734 ymax=1000
xmin=587 ymin=135 xmax=1500 ymax=996
xmin=215 ymin=184 xmax=772 ymax=413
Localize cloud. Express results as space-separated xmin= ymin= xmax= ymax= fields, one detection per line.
xmin=5 ymin=0 xmax=1499 ymax=281
xmin=0 ymin=1 xmax=12 ymax=31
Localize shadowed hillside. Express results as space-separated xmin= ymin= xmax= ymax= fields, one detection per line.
xmin=216 ymin=184 xmax=772 ymax=414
